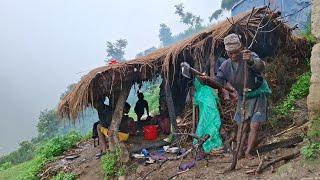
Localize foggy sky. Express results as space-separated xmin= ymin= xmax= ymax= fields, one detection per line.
xmin=0 ymin=0 xmax=222 ymax=155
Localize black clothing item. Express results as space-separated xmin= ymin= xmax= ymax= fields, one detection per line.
xmin=92 ymin=121 xmax=100 ymax=139
xmin=119 ymin=115 xmax=130 ymax=133
xmin=92 ymin=121 xmax=100 ymax=147
xmin=96 ymin=104 xmax=112 ymax=128
xmin=134 ymin=99 xmax=148 ymax=118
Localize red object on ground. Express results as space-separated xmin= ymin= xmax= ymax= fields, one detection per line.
xmin=108 ymin=58 xmax=118 ymax=65
xmin=144 ymin=125 xmax=158 ymax=140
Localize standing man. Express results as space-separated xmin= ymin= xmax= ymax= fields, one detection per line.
xmin=134 ymin=92 xmax=149 ymax=121
xmin=199 ymin=33 xmax=271 ymax=159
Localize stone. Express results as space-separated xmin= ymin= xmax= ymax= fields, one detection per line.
xmin=307 ymin=43 xmax=320 ymax=119
xmin=312 ymin=0 xmax=320 ymax=39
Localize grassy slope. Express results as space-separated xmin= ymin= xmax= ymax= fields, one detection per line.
xmin=0 ymin=160 xmax=33 ymax=180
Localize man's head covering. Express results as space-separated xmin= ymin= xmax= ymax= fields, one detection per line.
xmin=224 ymin=33 xmax=242 ymax=51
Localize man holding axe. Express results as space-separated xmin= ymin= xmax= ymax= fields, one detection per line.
xmin=196 ymin=33 xmax=271 ymax=160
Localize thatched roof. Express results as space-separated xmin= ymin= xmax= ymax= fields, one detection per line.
xmin=58 ymin=7 xmax=308 ymax=120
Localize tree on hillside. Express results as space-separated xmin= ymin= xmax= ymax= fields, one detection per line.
xmin=105 ymin=39 xmax=128 ymax=62
xmin=209 ymin=9 xmax=223 ymax=22
xmin=158 ymin=4 xmax=206 ymax=46
xmin=36 ymin=109 xmax=59 ymax=141
xmin=136 ymin=46 xmax=157 ymax=58
xmin=172 ymin=25 xmax=206 ymax=43
xmin=159 ymin=23 xmax=173 ymax=47
xmin=174 ymin=3 xmax=203 ymax=28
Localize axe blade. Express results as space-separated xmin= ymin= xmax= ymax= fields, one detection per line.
xmin=181 ymin=62 xmax=191 ymax=78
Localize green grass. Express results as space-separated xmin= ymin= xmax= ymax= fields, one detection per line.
xmin=101 ymin=146 xmax=126 ymax=179
xmin=303 ymin=116 xmax=320 ymax=160
xmin=0 ymin=131 xmax=82 ymax=180
xmin=53 ymin=172 xmax=76 ymax=180
xmin=144 ymin=84 xmax=160 ymax=115
xmin=0 ymin=160 xmax=33 ymax=180
xmin=302 ymin=142 xmax=320 ymax=160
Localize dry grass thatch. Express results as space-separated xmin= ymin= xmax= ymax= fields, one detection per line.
xmin=58 ymin=6 xmax=309 ymax=120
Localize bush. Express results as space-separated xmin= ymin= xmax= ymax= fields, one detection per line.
xmin=53 ymin=172 xmax=76 ymax=180
xmin=37 ymin=131 xmax=81 ymax=158
xmin=301 ymin=25 xmax=317 ymax=45
xmin=0 ymin=162 xmax=12 ymax=172
xmin=101 ymin=146 xmax=126 ymax=179
xmin=18 ymin=131 xmax=81 ymax=180
xmin=302 ymin=142 xmax=320 ymax=160
xmin=0 ymin=141 xmax=36 ymax=166
xmin=276 ymin=71 xmax=311 ymax=116
xmin=144 ymin=84 xmax=161 ymax=115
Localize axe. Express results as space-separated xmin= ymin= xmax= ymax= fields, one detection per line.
xmin=181 ymin=62 xmax=234 ymax=92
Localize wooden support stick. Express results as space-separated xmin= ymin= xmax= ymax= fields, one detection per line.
xmin=165 ymin=79 xmax=177 ymax=133
xmin=256 ymin=151 xmax=300 ymax=174
xmin=191 ymin=87 xmax=196 ymax=134
xmin=254 ymin=136 xmax=303 ymax=153
xmin=108 ymin=84 xmax=131 ymax=152
xmin=273 ymin=125 xmax=297 ymax=137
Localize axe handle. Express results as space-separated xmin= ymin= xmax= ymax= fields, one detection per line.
xmin=200 ymin=75 xmax=235 ymax=93
xmin=187 ymin=65 xmax=234 ymax=93
xmin=189 ymin=67 xmax=203 ymax=76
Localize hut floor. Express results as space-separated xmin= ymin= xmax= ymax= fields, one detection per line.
xmin=127 ymin=133 xmax=170 ymax=153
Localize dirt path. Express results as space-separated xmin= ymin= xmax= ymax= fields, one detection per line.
xmin=129 ymin=145 xmax=320 ymax=180
xmin=42 ymin=139 xmax=104 ymax=180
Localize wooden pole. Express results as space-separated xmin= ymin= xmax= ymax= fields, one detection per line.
xmin=230 ymin=60 xmax=248 ymax=171
xmin=165 ymin=80 xmax=177 ymax=134
xmin=191 ymin=87 xmax=196 ymax=134
xmin=209 ymin=56 xmax=217 ymax=78
xmin=108 ymin=84 xmax=131 ymax=152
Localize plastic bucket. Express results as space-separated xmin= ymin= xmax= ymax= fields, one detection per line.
xmin=144 ymin=125 xmax=158 ymax=140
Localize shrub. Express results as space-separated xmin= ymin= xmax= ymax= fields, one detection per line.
xmin=302 ymin=142 xmax=320 ymax=160
xmin=301 ymin=25 xmax=317 ymax=45
xmin=0 ymin=141 xmax=35 ymax=165
xmin=276 ymin=71 xmax=311 ymax=116
xmin=18 ymin=131 xmax=81 ymax=180
xmin=101 ymin=146 xmax=126 ymax=179
xmin=0 ymin=162 xmax=12 ymax=172
xmin=53 ymin=172 xmax=76 ymax=180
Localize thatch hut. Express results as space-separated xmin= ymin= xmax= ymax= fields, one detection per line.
xmin=58 ymin=7 xmax=310 ymax=149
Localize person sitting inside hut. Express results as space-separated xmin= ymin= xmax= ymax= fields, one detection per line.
xmin=93 ymin=97 xmax=111 ymax=154
xmin=199 ymin=33 xmax=271 ymax=159
xmin=154 ymin=100 xmax=170 ymax=135
xmin=94 ymin=97 xmax=131 ymax=155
